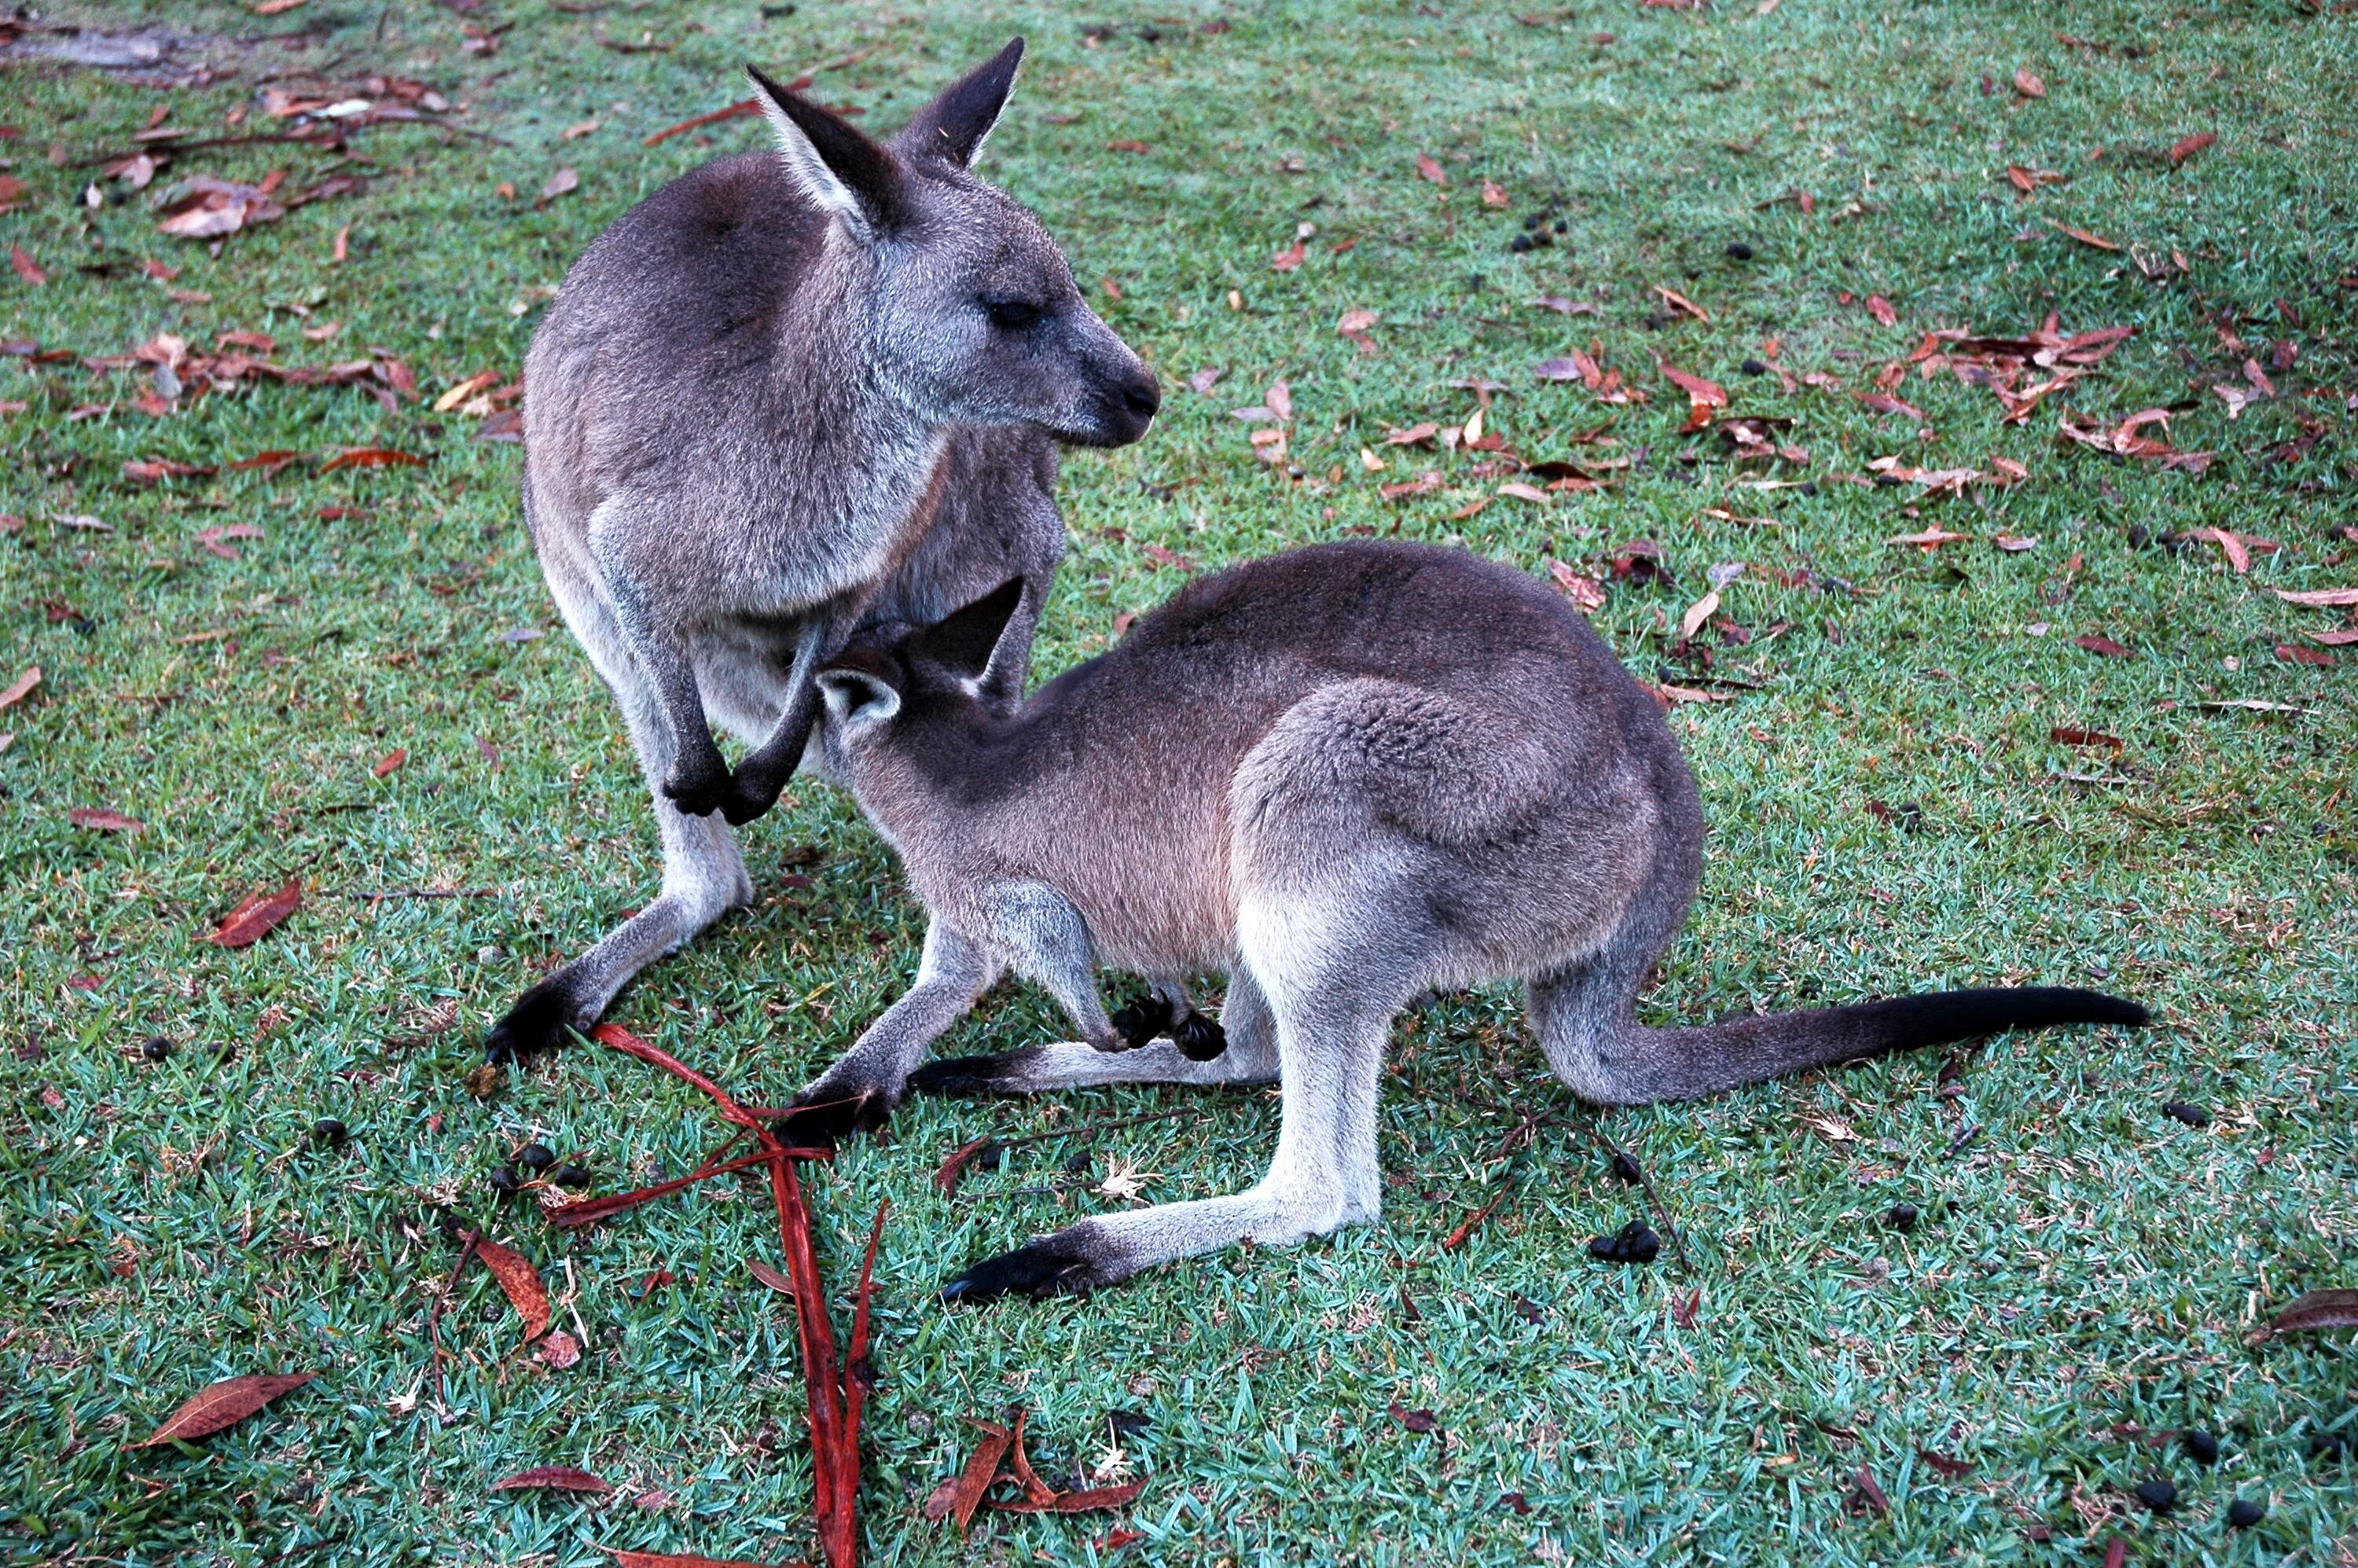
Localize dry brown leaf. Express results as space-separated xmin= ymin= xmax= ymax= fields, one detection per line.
xmin=1546 ymin=560 xmax=1607 ymax=614
xmin=2013 ymin=66 xmax=2046 ymax=98
xmin=2270 ymin=1289 xmax=2358 ymax=1335
xmin=69 ymin=807 xmax=145 ymax=832
xmin=1677 ymin=589 xmax=1721 ymax=642
xmin=2044 ymin=217 xmax=2119 ymax=251
xmin=2168 ymin=131 xmax=2216 ymax=165
xmin=2272 ymin=586 xmax=2358 ymax=608
xmin=494 ymin=1465 xmax=611 ymax=1493
xmin=130 ymin=1372 xmax=314 ymax=1448
xmin=1415 ymin=151 xmax=1446 ymax=185
xmin=208 ymin=880 xmax=302 ymax=947
xmin=473 ymin=1236 xmax=553 ymax=1348
xmin=0 ymin=666 xmax=39 ymax=714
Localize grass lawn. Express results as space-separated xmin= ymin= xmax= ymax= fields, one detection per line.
xmin=3 ymin=0 xmax=2355 ymax=1562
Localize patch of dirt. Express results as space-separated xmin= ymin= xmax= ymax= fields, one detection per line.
xmin=0 ymin=11 xmax=325 ymax=87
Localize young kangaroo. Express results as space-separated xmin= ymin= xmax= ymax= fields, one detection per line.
xmin=490 ymin=40 xmax=1160 ymax=1061
xmin=791 ymin=541 xmax=2147 ymax=1301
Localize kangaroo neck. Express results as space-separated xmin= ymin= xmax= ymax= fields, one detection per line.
xmin=765 ymin=239 xmax=947 ymax=585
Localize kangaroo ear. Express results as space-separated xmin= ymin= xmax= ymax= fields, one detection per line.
xmin=913 ymin=578 xmax=1026 ymax=680
xmin=747 ymin=64 xmax=905 ymax=238
xmin=816 ymin=666 xmax=902 ymax=726
xmin=898 ymin=36 xmax=1024 ymax=169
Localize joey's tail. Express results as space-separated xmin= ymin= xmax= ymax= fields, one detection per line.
xmin=1543 ymin=983 xmax=2148 ymax=1105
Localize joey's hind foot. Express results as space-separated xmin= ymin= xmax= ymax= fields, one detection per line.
xmin=939 ymin=1224 xmax=1123 ymax=1302
xmin=484 ymin=975 xmax=591 ymax=1063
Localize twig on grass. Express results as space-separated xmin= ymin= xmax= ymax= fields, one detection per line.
xmin=1570 ymin=1114 xmax=1696 ymax=1274
xmin=424 ymin=1228 xmax=479 ymax=1401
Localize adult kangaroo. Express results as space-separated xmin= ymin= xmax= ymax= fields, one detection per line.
xmin=490 ymin=39 xmax=1160 ymax=1061
xmin=787 ymin=542 xmax=2147 ymax=1299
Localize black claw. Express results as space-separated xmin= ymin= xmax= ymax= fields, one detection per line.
xmin=661 ymin=758 xmax=736 ymax=819
xmin=939 ymin=1231 xmax=1104 ymax=1303
xmin=718 ymin=776 xmax=780 ymax=827
xmin=1109 ymin=990 xmax=1177 ymax=1048
xmin=770 ymin=1088 xmax=891 ymax=1147
xmin=907 ymin=1053 xmax=1021 ymax=1097
xmin=484 ymin=976 xmax=586 ymax=1064
xmin=1172 ymin=1012 xmax=1227 ymax=1061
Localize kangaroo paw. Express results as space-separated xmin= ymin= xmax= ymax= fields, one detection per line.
xmin=769 ymin=1085 xmax=892 ymax=1148
xmin=1172 ymin=1012 xmax=1228 ymax=1061
xmin=660 ymin=755 xmax=735 ymax=818
xmin=484 ymin=975 xmax=590 ymax=1063
xmin=939 ymin=1225 xmax=1122 ymax=1302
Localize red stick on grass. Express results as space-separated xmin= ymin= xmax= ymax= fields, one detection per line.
xmin=590 ymin=1024 xmax=876 ymax=1568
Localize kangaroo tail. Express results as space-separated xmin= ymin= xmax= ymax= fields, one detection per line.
xmin=1580 ymin=986 xmax=2148 ymax=1104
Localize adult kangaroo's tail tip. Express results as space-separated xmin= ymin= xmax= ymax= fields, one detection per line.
xmin=1923 ymin=984 xmax=2149 ymax=1039
xmin=2022 ymin=986 xmax=2149 ymax=1028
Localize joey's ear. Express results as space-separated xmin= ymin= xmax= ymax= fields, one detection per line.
xmin=912 ymin=578 xmax=1026 ymax=680
xmin=816 ymin=666 xmax=902 ymax=726
xmin=746 ymin=64 xmax=906 ymax=237
xmin=897 ymin=36 xmax=1023 ymax=169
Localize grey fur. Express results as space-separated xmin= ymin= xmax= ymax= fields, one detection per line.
xmin=487 ymin=39 xmax=1159 ymax=1060
xmin=788 ymin=541 xmax=2147 ymax=1299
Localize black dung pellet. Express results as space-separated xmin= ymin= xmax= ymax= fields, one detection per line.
xmin=1587 ymin=1220 xmax=1660 ymax=1264
xmin=141 ymin=1036 xmax=173 ymax=1062
xmin=1741 ymin=357 xmax=1769 ymax=375
xmin=310 ymin=1117 xmax=348 ymax=1146
xmin=1725 ymin=241 xmax=1754 ymax=260
xmin=1509 ymin=234 xmax=1532 ymax=253
xmin=2184 ymin=1429 xmax=2219 ymax=1465
xmin=2163 ymin=1100 xmax=2210 ymax=1128
xmin=2226 ymin=1497 xmax=2265 ymax=1528
xmin=553 ymin=1163 xmax=591 ymax=1188
xmin=1611 ymin=1151 xmax=1643 ymax=1185
xmin=517 ymin=1142 xmax=556 ymax=1172
xmin=488 ymin=1166 xmax=521 ymax=1195
xmin=2134 ymin=1478 xmax=2177 ymax=1515
xmin=1886 ymin=1202 xmax=1919 ymax=1232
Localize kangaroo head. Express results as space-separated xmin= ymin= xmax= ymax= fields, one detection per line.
xmin=747 ymin=40 xmax=1160 ymax=447
xmin=814 ymin=578 xmax=1023 ymax=791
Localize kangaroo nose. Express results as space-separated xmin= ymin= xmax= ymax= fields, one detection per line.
xmin=1120 ymin=374 xmax=1160 ymax=421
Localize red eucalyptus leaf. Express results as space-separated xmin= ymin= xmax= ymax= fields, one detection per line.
xmin=933 ymin=1135 xmax=999 ymax=1196
xmin=207 ymin=880 xmax=301 ymax=947
xmin=927 ymin=1420 xmax=1012 ymax=1533
xmin=319 ymin=446 xmax=426 ymax=472
xmin=130 ymin=1372 xmax=314 ymax=1448
xmin=473 ymin=1236 xmax=551 ymax=1347
xmin=2272 ymin=1289 xmax=2358 ymax=1335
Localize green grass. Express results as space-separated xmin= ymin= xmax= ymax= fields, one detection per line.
xmin=3 ymin=0 xmax=2355 ymax=1562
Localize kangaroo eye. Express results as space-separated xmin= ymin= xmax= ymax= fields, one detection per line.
xmin=983 ymin=297 xmax=1042 ymax=330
